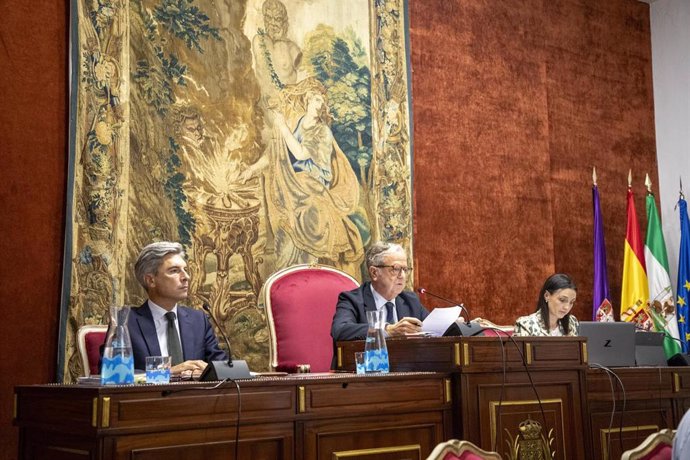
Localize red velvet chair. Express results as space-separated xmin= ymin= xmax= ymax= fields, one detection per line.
xmin=260 ymin=264 xmax=359 ymax=373
xmin=77 ymin=324 xmax=107 ymax=376
xmin=621 ymin=429 xmax=675 ymax=460
xmin=426 ymin=439 xmax=502 ymax=460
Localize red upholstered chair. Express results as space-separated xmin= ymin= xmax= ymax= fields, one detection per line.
xmin=260 ymin=264 xmax=359 ymax=373
xmin=426 ymin=439 xmax=502 ymax=460
xmin=621 ymin=429 xmax=675 ymax=460
xmin=77 ymin=324 xmax=108 ymax=376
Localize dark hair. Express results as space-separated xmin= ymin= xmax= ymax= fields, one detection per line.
xmin=535 ymin=273 xmax=577 ymax=335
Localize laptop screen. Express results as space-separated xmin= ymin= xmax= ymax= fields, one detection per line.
xmin=579 ymin=321 xmax=636 ymax=367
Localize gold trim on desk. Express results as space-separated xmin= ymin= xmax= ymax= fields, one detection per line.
xmin=463 ymin=342 xmax=469 ymax=366
xmin=525 ymin=342 xmax=533 ymax=365
xmin=444 ymin=378 xmax=452 ymax=403
xmin=298 ymin=386 xmax=306 ymax=413
xmin=332 ymin=444 xmax=421 ymax=459
xmin=101 ymin=397 xmax=110 ymax=428
xmin=337 ymin=346 xmax=342 ymax=368
xmin=599 ymin=425 xmax=659 ymax=460
xmin=674 ymin=372 xmax=680 ymax=393
xmin=453 ymin=343 xmax=460 ymax=366
xmin=91 ymin=397 xmax=98 ymax=427
xmin=582 ymin=342 xmax=588 ymax=364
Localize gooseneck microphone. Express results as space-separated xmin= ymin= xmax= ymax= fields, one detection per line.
xmin=417 ymin=287 xmax=470 ymax=319
xmin=203 ymin=303 xmax=235 ymax=366
xmin=199 ymin=303 xmax=254 ymax=380
xmin=513 ymin=321 xmax=528 ymax=335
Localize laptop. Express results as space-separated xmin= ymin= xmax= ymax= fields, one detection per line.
xmin=635 ymin=331 xmax=668 ymax=367
xmin=579 ymin=321 xmax=636 ymax=367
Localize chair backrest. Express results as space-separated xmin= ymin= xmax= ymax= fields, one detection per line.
xmin=426 ymin=439 xmax=502 ymax=460
xmin=77 ymin=324 xmax=108 ymax=376
xmin=621 ymin=429 xmax=675 ymax=460
xmin=472 ymin=317 xmax=514 ymax=336
xmin=260 ymin=264 xmax=359 ymax=372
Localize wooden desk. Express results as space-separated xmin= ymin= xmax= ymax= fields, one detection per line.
xmin=14 ymin=372 xmax=452 ymax=460
xmin=336 ymin=336 xmax=589 ymax=459
xmin=587 ymin=367 xmax=690 ymax=460
xmin=337 ymin=336 xmax=690 ymax=459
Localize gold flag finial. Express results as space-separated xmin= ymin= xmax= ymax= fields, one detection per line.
xmin=681 ymin=177 xmax=685 ymax=200
xmin=645 ymin=173 xmax=652 ymax=193
xmin=628 ymin=169 xmax=632 ymax=188
xmin=593 ymin=167 xmax=598 ymax=186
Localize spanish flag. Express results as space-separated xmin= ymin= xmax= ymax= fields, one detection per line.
xmin=621 ymin=181 xmax=649 ymax=323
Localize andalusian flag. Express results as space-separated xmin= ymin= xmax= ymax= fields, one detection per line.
xmin=676 ymin=197 xmax=690 ymax=353
xmin=644 ymin=179 xmax=681 ymax=358
xmin=621 ymin=178 xmax=649 ymax=323
xmin=592 ymin=168 xmax=613 ymax=321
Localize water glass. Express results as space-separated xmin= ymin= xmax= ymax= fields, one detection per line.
xmin=145 ymin=356 xmax=171 ymax=384
xmin=355 ymin=352 xmax=366 ymax=374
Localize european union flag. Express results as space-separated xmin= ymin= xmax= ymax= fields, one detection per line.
xmin=677 ymin=198 xmax=690 ymax=353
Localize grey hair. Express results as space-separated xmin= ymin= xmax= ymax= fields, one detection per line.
xmin=365 ymin=241 xmax=406 ymax=269
xmin=134 ymin=241 xmax=185 ymax=288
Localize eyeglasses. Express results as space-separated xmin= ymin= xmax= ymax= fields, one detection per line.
xmin=374 ymin=265 xmax=413 ymax=276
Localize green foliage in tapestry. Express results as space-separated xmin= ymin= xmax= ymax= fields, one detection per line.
xmin=153 ymin=0 xmax=221 ymax=53
xmin=302 ymin=26 xmax=372 ymax=179
xmin=164 ymin=137 xmax=196 ymax=245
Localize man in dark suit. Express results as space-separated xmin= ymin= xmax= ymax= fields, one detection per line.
xmin=331 ymin=241 xmax=429 ymax=341
xmin=126 ymin=241 xmax=226 ymax=375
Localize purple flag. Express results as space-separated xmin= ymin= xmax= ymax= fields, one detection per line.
xmin=593 ymin=185 xmax=613 ymax=321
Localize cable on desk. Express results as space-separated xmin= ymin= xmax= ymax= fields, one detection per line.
xmin=589 ymin=363 xmax=626 ymax=458
xmin=161 ymin=378 xmax=242 ymax=459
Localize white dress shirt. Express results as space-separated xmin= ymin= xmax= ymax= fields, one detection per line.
xmin=370 ymin=285 xmax=399 ymax=323
xmin=147 ymin=300 xmax=180 ymax=357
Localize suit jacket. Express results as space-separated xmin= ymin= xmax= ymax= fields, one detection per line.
xmin=126 ymin=301 xmax=227 ymax=370
xmin=331 ymin=282 xmax=430 ymax=341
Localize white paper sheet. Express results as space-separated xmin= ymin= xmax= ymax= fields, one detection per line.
xmin=422 ymin=306 xmax=461 ymax=337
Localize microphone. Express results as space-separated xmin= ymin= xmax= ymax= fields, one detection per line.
xmin=203 ymin=303 xmax=235 ymax=365
xmin=199 ymin=303 xmax=253 ymax=380
xmin=417 ymin=287 xmax=470 ymax=319
xmin=514 ymin=321 xmax=528 ymax=335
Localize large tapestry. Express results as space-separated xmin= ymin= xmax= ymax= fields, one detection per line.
xmin=60 ymin=0 xmax=413 ymax=381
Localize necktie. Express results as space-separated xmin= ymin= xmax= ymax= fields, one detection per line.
xmin=165 ymin=311 xmax=183 ymax=365
xmin=385 ymin=301 xmax=396 ymax=324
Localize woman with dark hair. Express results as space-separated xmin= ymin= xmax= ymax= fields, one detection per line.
xmin=514 ymin=273 xmax=579 ymax=337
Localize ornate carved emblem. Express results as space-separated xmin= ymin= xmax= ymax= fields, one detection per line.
xmin=504 ymin=418 xmax=555 ymax=460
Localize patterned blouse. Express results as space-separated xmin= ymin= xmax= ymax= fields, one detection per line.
xmin=513 ymin=311 xmax=579 ymax=337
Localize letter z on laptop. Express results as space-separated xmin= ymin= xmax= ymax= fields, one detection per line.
xmin=579 ymin=321 xmax=636 ymax=367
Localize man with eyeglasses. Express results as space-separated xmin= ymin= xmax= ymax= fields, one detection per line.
xmin=331 ymin=241 xmax=429 ymax=341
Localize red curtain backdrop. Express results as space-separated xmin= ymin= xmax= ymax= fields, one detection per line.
xmin=410 ymin=0 xmax=657 ymax=325
xmin=0 ymin=2 xmax=68 ymax=457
